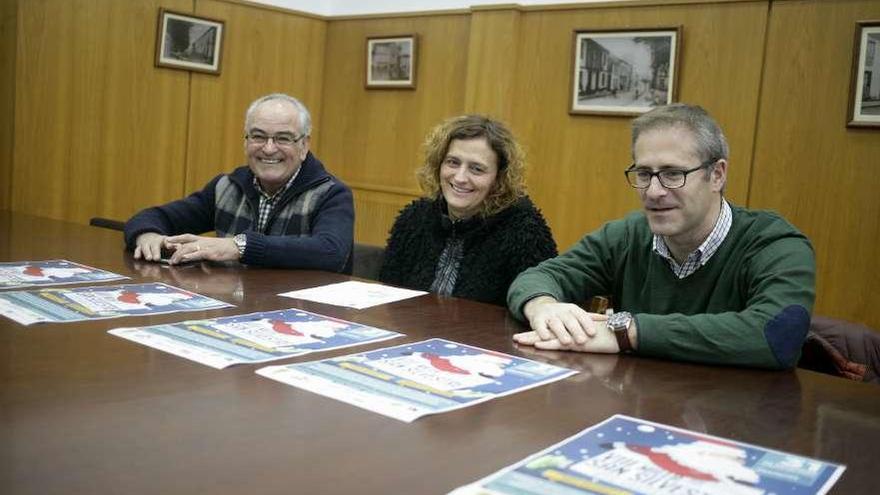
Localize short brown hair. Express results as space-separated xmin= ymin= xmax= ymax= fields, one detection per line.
xmin=417 ymin=115 xmax=526 ymax=217
xmin=631 ymin=103 xmax=728 ymax=163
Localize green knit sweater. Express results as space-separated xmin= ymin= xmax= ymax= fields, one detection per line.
xmin=507 ymin=206 xmax=816 ymax=369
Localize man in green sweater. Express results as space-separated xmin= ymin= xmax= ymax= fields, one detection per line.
xmin=507 ymin=104 xmax=815 ymax=369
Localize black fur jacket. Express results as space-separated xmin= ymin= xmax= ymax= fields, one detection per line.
xmin=379 ymin=196 xmax=557 ymax=306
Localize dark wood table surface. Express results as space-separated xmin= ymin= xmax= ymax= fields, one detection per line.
xmin=1 ymin=211 xmax=878 ymax=494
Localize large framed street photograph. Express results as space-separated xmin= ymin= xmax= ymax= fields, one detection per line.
xmin=847 ymin=20 xmax=880 ymax=128
xmin=570 ymin=27 xmax=681 ymax=116
xmin=366 ymin=35 xmax=417 ymax=89
xmin=155 ymin=9 xmax=224 ymax=75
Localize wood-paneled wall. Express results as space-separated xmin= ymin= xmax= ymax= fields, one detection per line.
xmin=750 ymin=0 xmax=880 ymax=323
xmin=1 ymin=0 xmax=18 ymax=211
xmin=12 ymin=0 xmax=191 ymax=222
xmin=507 ymin=1 xmax=768 ymax=249
xmin=11 ymin=0 xmax=192 ymax=222
xmin=7 ymin=0 xmax=325 ymax=224
xmin=3 ymin=0 xmax=880 ymax=327
xmin=319 ymin=13 xmax=472 ymax=244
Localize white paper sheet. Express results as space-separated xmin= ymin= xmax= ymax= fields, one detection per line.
xmin=279 ymin=280 xmax=427 ymax=309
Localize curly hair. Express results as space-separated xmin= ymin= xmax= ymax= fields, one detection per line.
xmin=416 ymin=115 xmax=527 ymax=217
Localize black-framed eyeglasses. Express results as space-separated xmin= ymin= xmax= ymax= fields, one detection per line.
xmin=244 ymin=132 xmax=306 ymax=147
xmin=624 ymin=160 xmax=717 ymax=189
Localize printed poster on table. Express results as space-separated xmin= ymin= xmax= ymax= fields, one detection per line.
xmin=0 ymin=282 xmax=231 ymax=325
xmin=256 ymin=338 xmax=577 ymax=422
xmin=109 ymin=308 xmax=403 ymax=369
xmin=0 ymin=259 xmax=127 ymax=289
xmin=449 ymin=414 xmax=846 ymax=495
xmin=279 ymin=280 xmax=427 ymax=309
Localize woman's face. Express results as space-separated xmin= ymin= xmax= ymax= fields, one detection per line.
xmin=439 ymin=137 xmax=499 ymax=219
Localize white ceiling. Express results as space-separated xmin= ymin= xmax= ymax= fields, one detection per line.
xmin=251 ymin=0 xmax=633 ymax=17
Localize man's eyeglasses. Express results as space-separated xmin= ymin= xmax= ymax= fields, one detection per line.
xmin=624 ymin=160 xmax=717 ymax=189
xmin=244 ymin=132 xmax=306 ymax=147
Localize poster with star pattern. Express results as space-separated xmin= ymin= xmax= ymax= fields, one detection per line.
xmin=449 ymin=414 xmax=845 ymax=495
xmin=0 ymin=260 xmax=126 ymax=289
xmin=110 ymin=308 xmax=402 ymax=369
xmin=0 ymin=282 xmax=230 ymax=325
xmin=256 ymin=338 xmax=577 ymax=422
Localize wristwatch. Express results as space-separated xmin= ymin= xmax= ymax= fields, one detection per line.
xmin=607 ymin=311 xmax=634 ymax=354
xmin=233 ymin=233 xmax=247 ymax=259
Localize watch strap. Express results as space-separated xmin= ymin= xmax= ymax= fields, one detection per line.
xmin=614 ymin=325 xmax=633 ymax=354
xmin=608 ymin=311 xmax=634 ymax=354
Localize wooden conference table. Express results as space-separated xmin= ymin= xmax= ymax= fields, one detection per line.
xmin=1 ymin=211 xmax=879 ymax=494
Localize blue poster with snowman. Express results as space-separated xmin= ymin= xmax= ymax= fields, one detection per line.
xmin=109 ymin=308 xmax=402 ymax=369
xmin=449 ymin=414 xmax=846 ymax=495
xmin=256 ymin=338 xmax=577 ymax=422
xmin=0 ymin=259 xmax=127 ymax=289
xmin=0 ymin=282 xmax=231 ymax=325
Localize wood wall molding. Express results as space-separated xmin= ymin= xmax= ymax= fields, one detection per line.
xmin=211 ymin=0 xmax=327 ymax=20
xmin=518 ymin=0 xmax=761 ymax=12
xmin=329 ymin=9 xmax=471 ymax=21
xmin=347 ymin=181 xmax=421 ymax=197
xmin=470 ymin=3 xmax=525 ymax=12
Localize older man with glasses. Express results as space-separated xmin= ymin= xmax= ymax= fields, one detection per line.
xmin=508 ymin=103 xmax=815 ymax=369
xmin=125 ymin=93 xmax=354 ymax=272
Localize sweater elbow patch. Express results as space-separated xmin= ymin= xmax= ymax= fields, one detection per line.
xmin=763 ymin=305 xmax=810 ymax=368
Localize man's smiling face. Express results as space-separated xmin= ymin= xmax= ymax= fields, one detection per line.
xmin=245 ymin=100 xmax=309 ymax=195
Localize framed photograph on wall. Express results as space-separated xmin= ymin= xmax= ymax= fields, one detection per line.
xmin=847 ymin=20 xmax=880 ymax=128
xmin=366 ymin=35 xmax=417 ymax=89
xmin=155 ymin=9 xmax=224 ymax=75
xmin=570 ymin=27 xmax=681 ymax=116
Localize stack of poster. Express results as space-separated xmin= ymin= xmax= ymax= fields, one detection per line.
xmin=0 ymin=282 xmax=231 ymax=325
xmin=257 ymin=338 xmax=577 ymax=422
xmin=110 ymin=308 xmax=403 ymax=369
xmin=449 ymin=414 xmax=846 ymax=495
xmin=0 ymin=260 xmax=126 ymax=289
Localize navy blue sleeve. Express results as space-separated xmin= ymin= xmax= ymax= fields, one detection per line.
xmin=124 ymin=175 xmax=222 ymax=250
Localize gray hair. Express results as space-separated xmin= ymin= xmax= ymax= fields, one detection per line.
xmin=244 ymin=93 xmax=312 ymax=137
xmin=631 ymin=103 xmax=729 ymax=163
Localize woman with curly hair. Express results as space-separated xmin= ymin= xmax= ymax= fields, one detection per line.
xmin=379 ymin=115 xmax=557 ymax=306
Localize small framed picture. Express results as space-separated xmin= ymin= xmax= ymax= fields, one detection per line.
xmin=366 ymin=35 xmax=417 ymax=89
xmin=570 ymin=27 xmax=681 ymax=116
xmin=155 ymin=9 xmax=224 ymax=75
xmin=847 ymin=20 xmax=880 ymax=128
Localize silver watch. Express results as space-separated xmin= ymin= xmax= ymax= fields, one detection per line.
xmin=233 ymin=233 xmax=247 ymax=258
xmin=607 ymin=311 xmax=634 ymax=353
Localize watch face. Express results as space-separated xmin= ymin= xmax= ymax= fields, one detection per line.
xmin=234 ymin=234 xmax=246 ymax=253
xmin=609 ymin=311 xmax=631 ymax=329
